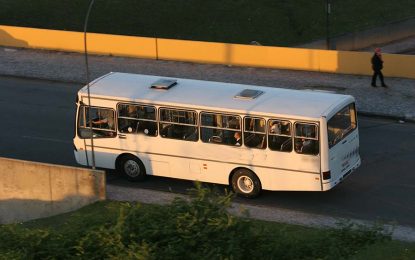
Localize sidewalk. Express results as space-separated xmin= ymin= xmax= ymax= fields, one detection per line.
xmin=0 ymin=46 xmax=414 ymax=121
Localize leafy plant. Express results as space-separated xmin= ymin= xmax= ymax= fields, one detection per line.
xmin=0 ymin=183 xmax=400 ymax=259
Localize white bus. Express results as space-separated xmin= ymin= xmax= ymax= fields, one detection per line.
xmin=74 ymin=72 xmax=361 ymax=198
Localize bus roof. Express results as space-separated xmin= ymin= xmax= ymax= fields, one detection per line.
xmin=79 ymin=72 xmax=353 ymax=120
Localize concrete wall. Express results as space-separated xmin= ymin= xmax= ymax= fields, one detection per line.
xmin=1 ymin=25 xmax=415 ymax=79
xmin=299 ymin=17 xmax=415 ymax=51
xmin=0 ymin=157 xmax=105 ymax=224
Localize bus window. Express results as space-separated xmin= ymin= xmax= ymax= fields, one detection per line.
xmin=244 ymin=117 xmax=266 ymax=149
xmin=118 ymin=104 xmax=157 ymax=136
xmin=201 ymin=112 xmax=241 ymax=146
xmin=294 ymin=123 xmax=319 ymax=155
xmin=78 ymin=106 xmax=116 ymax=138
xmin=268 ymin=119 xmax=292 ymax=152
xmin=327 ymin=103 xmax=357 ymax=148
xmin=159 ymin=108 xmax=198 ymax=141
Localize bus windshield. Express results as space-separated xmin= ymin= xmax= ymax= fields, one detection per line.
xmin=327 ymin=103 xmax=357 ymax=148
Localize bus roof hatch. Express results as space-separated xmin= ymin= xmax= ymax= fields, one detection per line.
xmin=234 ymin=89 xmax=264 ymax=100
xmin=150 ymin=78 xmax=178 ymax=90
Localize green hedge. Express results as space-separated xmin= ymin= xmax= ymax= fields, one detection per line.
xmin=0 ymin=183 xmax=399 ymax=259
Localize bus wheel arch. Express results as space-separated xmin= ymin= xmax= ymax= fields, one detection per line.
xmin=116 ymin=153 xmax=146 ymax=182
xmin=229 ymin=167 xmax=262 ymax=198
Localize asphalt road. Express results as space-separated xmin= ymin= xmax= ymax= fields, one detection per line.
xmin=1 ymin=76 xmax=414 ymax=227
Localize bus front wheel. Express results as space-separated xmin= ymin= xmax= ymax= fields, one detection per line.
xmin=231 ymin=169 xmax=261 ymax=198
xmin=118 ymin=155 xmax=146 ymax=182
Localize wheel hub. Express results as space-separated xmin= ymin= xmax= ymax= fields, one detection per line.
xmin=124 ymin=160 xmax=140 ymax=177
xmin=237 ymin=176 xmax=254 ymax=193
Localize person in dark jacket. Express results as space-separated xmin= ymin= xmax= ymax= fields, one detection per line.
xmin=371 ymin=48 xmax=387 ymax=87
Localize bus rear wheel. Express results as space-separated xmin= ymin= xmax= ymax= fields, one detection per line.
xmin=118 ymin=155 xmax=146 ymax=182
xmin=231 ymin=169 xmax=261 ymax=198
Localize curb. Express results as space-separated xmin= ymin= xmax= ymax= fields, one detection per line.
xmin=0 ymin=73 xmax=85 ymax=85
xmin=358 ymin=111 xmax=415 ymax=123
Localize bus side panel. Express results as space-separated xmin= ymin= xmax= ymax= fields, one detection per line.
xmin=85 ymin=147 xmax=119 ymax=169
xmin=142 ymin=155 xmax=230 ymax=185
xmin=257 ymin=167 xmax=322 ymax=191
xmin=192 ymin=155 xmax=322 ymax=191
xmin=74 ymin=149 xmax=88 ymax=166
xmin=261 ymin=151 xmax=321 ymax=190
xmin=197 ymin=161 xmax=239 ymax=185
xmin=145 ymin=154 xmax=173 ymax=178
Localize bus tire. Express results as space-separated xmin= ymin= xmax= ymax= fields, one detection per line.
xmin=118 ymin=155 xmax=146 ymax=182
xmin=231 ymin=169 xmax=261 ymax=198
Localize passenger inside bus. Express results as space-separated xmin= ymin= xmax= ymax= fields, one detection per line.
xmin=268 ymin=121 xmax=292 ymax=152
xmin=90 ymin=109 xmax=115 ymax=137
xmin=269 ymin=121 xmax=281 ymax=134
xmin=244 ymin=118 xmax=266 ymax=149
xmin=294 ymin=124 xmax=318 ymax=155
xmin=127 ymin=105 xmax=138 ymax=118
xmin=234 ymin=132 xmax=242 ymax=146
xmin=92 ymin=110 xmax=114 ymax=129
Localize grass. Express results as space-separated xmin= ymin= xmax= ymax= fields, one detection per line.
xmin=22 ymin=201 xmax=124 ymax=232
xmin=0 ymin=0 xmax=415 ymax=46
xmin=1 ymin=184 xmax=415 ymax=259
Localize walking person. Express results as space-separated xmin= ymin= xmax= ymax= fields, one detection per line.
xmin=371 ymin=48 xmax=387 ymax=87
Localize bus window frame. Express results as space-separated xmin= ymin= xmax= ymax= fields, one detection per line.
xmin=243 ymin=116 xmax=267 ymax=149
xmin=117 ymin=102 xmax=158 ymax=136
xmin=159 ymin=107 xmax=199 ymax=141
xmin=267 ymin=119 xmax=293 ymax=152
xmin=200 ymin=111 xmax=242 ymax=146
xmin=293 ymin=121 xmax=320 ymax=156
xmin=77 ymin=105 xmax=117 ymax=139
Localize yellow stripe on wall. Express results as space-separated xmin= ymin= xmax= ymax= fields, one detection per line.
xmin=0 ymin=25 xmax=156 ymax=58
xmin=87 ymin=33 xmax=156 ymax=58
xmin=1 ymin=25 xmax=414 ymax=79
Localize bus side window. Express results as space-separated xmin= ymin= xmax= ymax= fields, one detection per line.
xmin=201 ymin=112 xmax=241 ymax=146
xmin=159 ymin=108 xmax=198 ymax=141
xmin=268 ymin=119 xmax=292 ymax=152
xmin=117 ymin=104 xmax=157 ymax=136
xmin=244 ymin=117 xmax=266 ymax=149
xmin=294 ymin=123 xmax=319 ymax=155
xmin=78 ymin=106 xmax=116 ymax=138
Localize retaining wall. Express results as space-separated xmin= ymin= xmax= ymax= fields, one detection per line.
xmin=1 ymin=25 xmax=414 ymax=79
xmin=0 ymin=157 xmax=105 ymax=224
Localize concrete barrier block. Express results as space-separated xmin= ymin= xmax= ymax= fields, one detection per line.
xmin=0 ymin=157 xmax=105 ymax=224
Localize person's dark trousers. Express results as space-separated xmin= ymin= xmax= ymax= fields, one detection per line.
xmin=371 ymin=70 xmax=386 ymax=87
